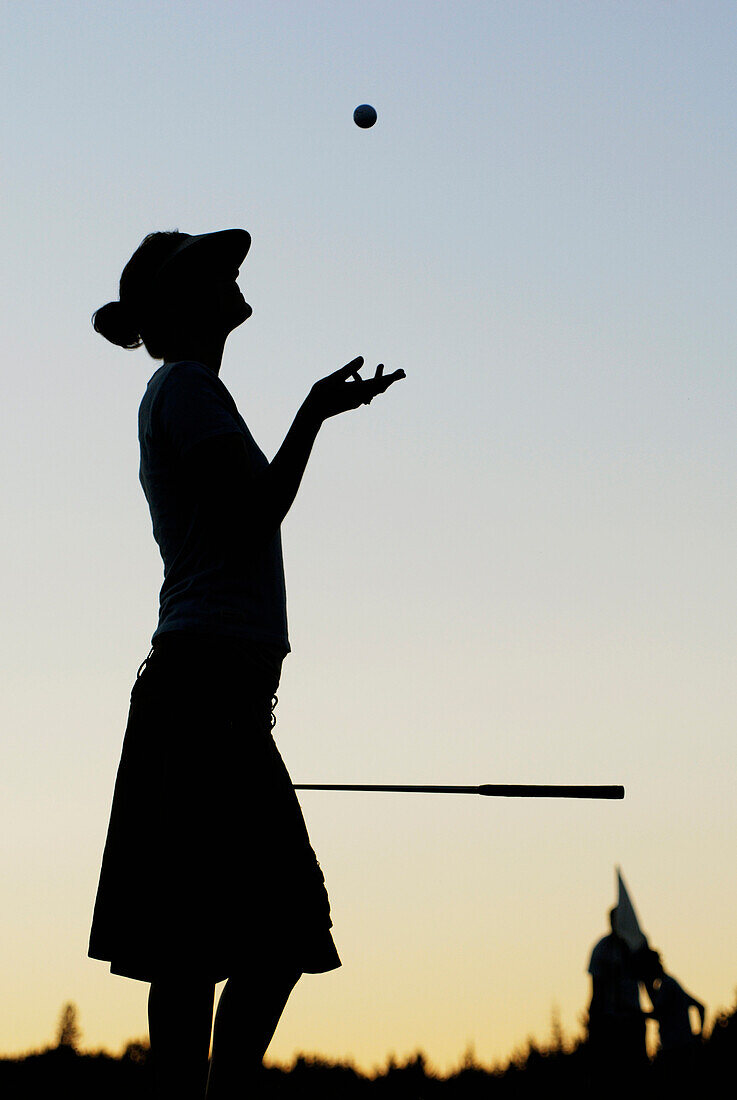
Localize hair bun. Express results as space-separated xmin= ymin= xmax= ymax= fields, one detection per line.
xmin=91 ymin=300 xmax=142 ymax=350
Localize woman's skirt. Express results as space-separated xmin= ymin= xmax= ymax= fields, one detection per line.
xmin=88 ymin=633 xmax=341 ymax=983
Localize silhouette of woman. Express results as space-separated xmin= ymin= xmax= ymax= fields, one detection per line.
xmin=87 ymin=229 xmax=405 ymax=1100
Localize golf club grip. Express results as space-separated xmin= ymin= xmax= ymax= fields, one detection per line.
xmin=294 ymin=783 xmax=625 ymax=799
xmin=477 ymin=784 xmax=624 ymax=799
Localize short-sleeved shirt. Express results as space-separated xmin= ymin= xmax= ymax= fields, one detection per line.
xmin=588 ymin=933 xmax=641 ymax=1017
xmin=138 ymin=360 xmax=290 ymax=653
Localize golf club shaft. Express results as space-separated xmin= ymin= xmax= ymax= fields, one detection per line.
xmin=294 ymin=783 xmax=624 ymax=800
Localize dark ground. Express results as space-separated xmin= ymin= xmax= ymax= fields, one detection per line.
xmin=2 ymin=996 xmax=736 ymax=1099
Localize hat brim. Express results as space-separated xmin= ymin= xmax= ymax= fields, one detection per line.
xmin=156 ymin=229 xmax=251 ymax=281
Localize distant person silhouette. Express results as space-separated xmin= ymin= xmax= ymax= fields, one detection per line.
xmin=586 ymin=907 xmax=648 ymax=1080
xmin=642 ymin=948 xmax=704 ymax=1079
xmin=87 ymin=228 xmax=405 ymax=1100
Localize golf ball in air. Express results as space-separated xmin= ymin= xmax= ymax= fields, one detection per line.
xmin=353 ymin=104 xmax=377 ymax=128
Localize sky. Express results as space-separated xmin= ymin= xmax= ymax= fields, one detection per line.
xmin=1 ymin=0 xmax=736 ymax=1074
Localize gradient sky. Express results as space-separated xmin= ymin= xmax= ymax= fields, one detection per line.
xmin=2 ymin=0 xmax=736 ymax=1074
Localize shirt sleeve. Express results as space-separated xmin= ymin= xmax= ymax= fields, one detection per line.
xmin=155 ymin=361 xmax=242 ymax=458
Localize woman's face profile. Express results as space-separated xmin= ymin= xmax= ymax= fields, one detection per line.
xmin=212 ymin=269 xmax=252 ymax=331
xmin=173 ymin=265 xmax=252 ymax=339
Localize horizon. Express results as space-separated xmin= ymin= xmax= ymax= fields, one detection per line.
xmin=5 ymin=987 xmax=731 ymax=1073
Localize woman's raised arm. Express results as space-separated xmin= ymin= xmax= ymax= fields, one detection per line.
xmin=184 ymin=357 xmax=405 ymax=546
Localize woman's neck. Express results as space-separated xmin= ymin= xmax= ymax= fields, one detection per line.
xmin=164 ymin=334 xmax=227 ymax=375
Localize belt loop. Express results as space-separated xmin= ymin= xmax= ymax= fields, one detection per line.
xmin=136 ymin=646 xmax=155 ymax=679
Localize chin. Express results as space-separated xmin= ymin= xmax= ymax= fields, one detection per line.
xmin=232 ymin=301 xmax=252 ymax=329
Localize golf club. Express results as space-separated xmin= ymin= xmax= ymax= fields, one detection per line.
xmin=294 ymin=783 xmax=624 ymax=800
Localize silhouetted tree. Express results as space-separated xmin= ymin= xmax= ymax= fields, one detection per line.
xmin=121 ymin=1039 xmax=150 ymax=1065
xmin=55 ymin=1003 xmax=81 ymax=1051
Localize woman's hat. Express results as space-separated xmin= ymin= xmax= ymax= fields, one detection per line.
xmin=155 ymin=228 xmax=251 ymax=282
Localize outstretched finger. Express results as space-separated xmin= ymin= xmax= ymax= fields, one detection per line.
xmin=373 ymin=368 xmax=406 ymax=393
xmin=331 ymin=356 xmax=364 ymax=381
xmin=375 ymin=363 xmax=385 ymax=378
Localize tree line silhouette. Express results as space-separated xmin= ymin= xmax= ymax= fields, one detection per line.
xmin=1 ymin=997 xmax=736 ymax=1097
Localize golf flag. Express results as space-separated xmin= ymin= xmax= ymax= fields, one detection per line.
xmin=615 ymin=866 xmax=646 ymax=952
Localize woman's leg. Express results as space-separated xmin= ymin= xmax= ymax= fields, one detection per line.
xmin=205 ymin=962 xmax=302 ymax=1098
xmin=148 ymin=974 xmax=216 ymax=1100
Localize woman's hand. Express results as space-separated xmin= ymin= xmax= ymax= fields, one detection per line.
xmin=305 ymin=356 xmax=406 ymax=423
